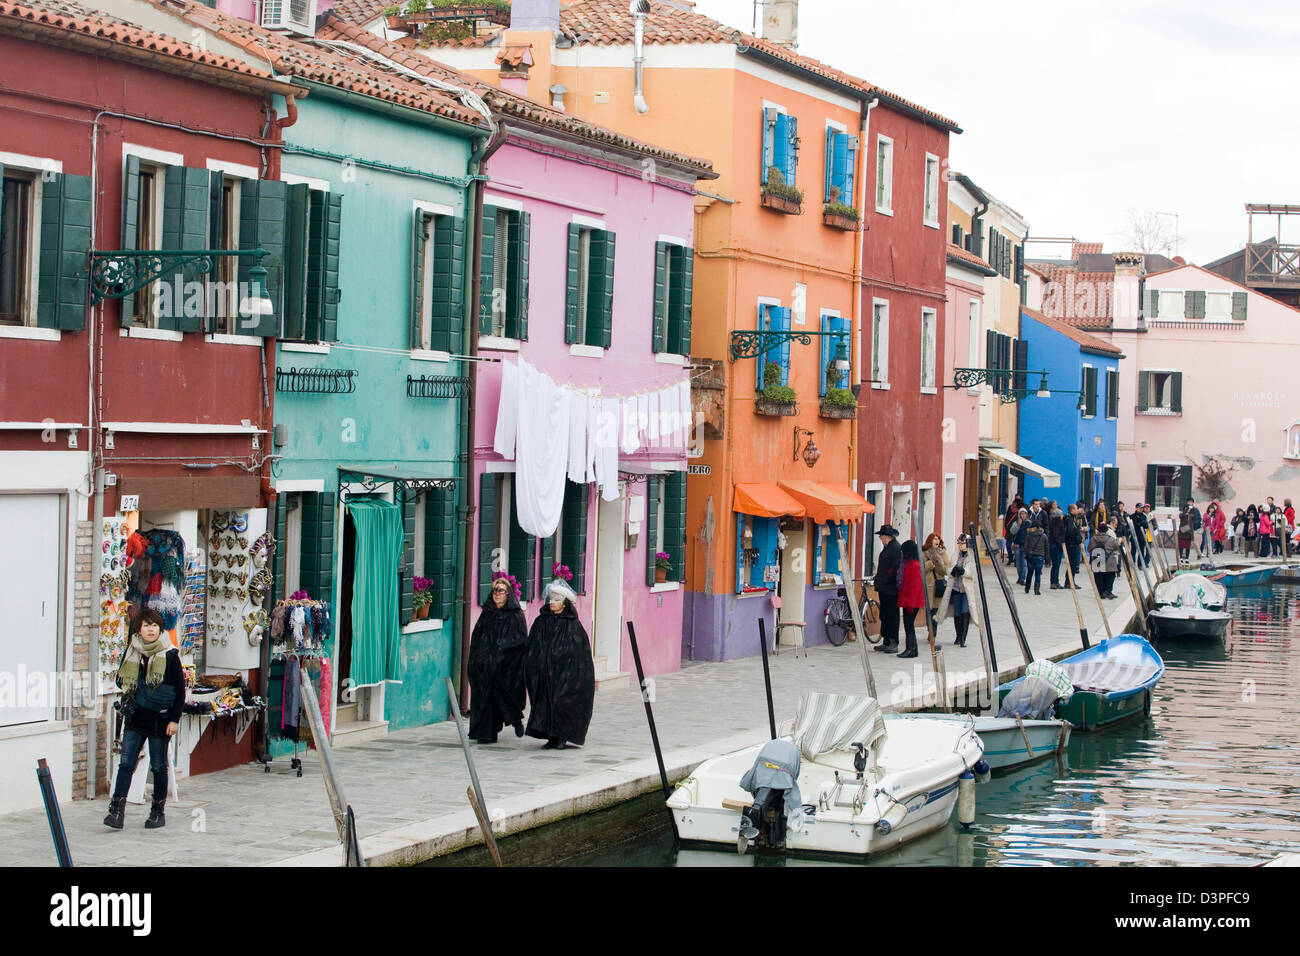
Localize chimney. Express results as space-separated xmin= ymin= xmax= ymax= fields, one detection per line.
xmin=1111 ymin=251 xmax=1143 ymax=330
xmin=761 ymin=0 xmax=798 ymax=49
xmin=510 ymin=0 xmax=560 ymax=33
xmin=495 ymin=44 xmax=534 ymax=98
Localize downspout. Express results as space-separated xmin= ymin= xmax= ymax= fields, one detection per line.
xmin=631 ymin=0 xmax=650 ymax=114
xmin=849 ymin=95 xmax=876 ymax=581
xmin=458 ymin=119 xmax=508 ymax=710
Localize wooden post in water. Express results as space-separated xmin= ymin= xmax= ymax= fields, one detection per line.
xmin=445 ymin=677 xmax=502 ymax=867
xmin=1081 ymin=544 xmax=1115 ymax=642
xmin=969 ymin=522 xmax=999 ymax=676
xmin=1062 ymin=555 xmax=1091 ymax=650
xmin=757 ymin=618 xmax=778 ymax=739
xmin=1119 ymin=539 xmax=1149 ymax=637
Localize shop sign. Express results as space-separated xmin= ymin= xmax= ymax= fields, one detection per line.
xmin=687 ymin=465 xmax=711 ymax=476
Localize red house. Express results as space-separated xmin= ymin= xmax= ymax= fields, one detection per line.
xmin=858 ymin=97 xmax=959 ymax=570
xmin=0 ymin=0 xmax=299 ymax=808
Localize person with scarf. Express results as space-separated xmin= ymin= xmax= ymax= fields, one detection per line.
xmin=1093 ymin=518 xmax=1122 ymax=598
xmin=1177 ymin=506 xmax=1195 ymax=564
xmin=104 ymin=608 xmax=184 ymax=830
xmin=948 ymin=534 xmax=973 ymax=647
xmin=525 ymin=580 xmax=595 ymax=750
xmin=1231 ymin=507 xmax=1246 ymax=554
xmin=896 ymin=540 xmax=925 ymax=659
xmin=922 ymin=533 xmax=949 ymax=632
xmin=467 ymin=576 xmax=528 ymax=744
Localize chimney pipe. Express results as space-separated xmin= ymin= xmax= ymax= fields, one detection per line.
xmin=631 ymin=0 xmax=649 ymax=114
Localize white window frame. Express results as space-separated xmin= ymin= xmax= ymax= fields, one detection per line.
xmin=284 ymin=493 xmax=303 ymax=599
xmin=871 ymin=298 xmax=890 ymax=389
xmin=967 ymin=298 xmax=981 ymax=393
xmin=412 ymin=199 xmax=458 ymax=351
xmin=923 ymin=153 xmax=941 ymax=228
xmin=208 ymin=174 xmax=246 ymax=337
xmin=0 ymin=162 xmax=44 ymax=329
xmin=413 ymin=490 xmax=427 ymax=579
xmin=875 ymin=134 xmax=894 ymax=215
xmin=1205 ymin=290 xmax=1232 ymax=321
xmin=920 ymin=307 xmax=937 ymax=392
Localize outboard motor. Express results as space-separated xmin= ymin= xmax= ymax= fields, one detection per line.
xmin=737 ymin=739 xmax=802 ymax=853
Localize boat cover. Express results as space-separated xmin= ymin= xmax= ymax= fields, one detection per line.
xmin=739 ymin=739 xmax=803 ymax=821
xmin=998 ymin=676 xmax=1064 ymax=720
xmin=791 ymin=692 xmax=887 ymax=761
xmin=1156 ymin=574 xmax=1225 ymax=609
xmin=1061 ymin=659 xmax=1161 ymax=694
xmin=1024 ymin=659 xmax=1074 ymax=702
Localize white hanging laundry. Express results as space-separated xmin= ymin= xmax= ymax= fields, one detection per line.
xmin=678 ymin=380 xmax=692 ymax=449
xmin=647 ymin=389 xmax=661 ymax=445
xmin=566 ymin=388 xmax=588 ymax=484
xmin=514 ymin=360 xmax=569 ymax=537
xmin=493 ymin=360 xmax=519 ymax=459
xmin=585 ymin=393 xmax=602 ymax=483
xmin=621 ymin=396 xmax=640 ymax=454
xmin=599 ymin=397 xmax=621 ymax=501
xmin=659 ymin=384 xmax=679 ymax=450
xmin=636 ymin=393 xmax=650 ymax=448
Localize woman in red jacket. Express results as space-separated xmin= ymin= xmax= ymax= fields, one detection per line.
xmin=897 ymin=540 xmax=925 ymax=659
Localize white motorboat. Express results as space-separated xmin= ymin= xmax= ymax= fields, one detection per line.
xmin=666 ymin=694 xmax=985 ymax=857
xmin=897 ymin=713 xmax=1070 ymax=771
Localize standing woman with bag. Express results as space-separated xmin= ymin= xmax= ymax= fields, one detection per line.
xmin=922 ymin=533 xmax=949 ymax=632
xmin=949 ymin=535 xmax=973 ymax=647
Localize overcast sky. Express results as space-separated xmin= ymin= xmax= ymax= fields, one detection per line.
xmin=692 ymin=0 xmax=1300 ymax=263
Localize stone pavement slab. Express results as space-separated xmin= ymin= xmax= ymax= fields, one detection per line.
xmin=1 ymin=550 xmax=1163 ymax=867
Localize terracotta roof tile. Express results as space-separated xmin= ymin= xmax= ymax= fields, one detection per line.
xmin=494 ymin=43 xmax=532 ymax=67
xmin=319 ymin=17 xmax=715 ymax=174
xmin=0 ymin=0 xmax=294 ymax=92
xmin=1039 ymin=267 xmax=1114 ymax=328
xmin=947 ymin=243 xmax=996 ymax=276
xmin=1022 ymin=306 xmax=1123 ymax=358
xmin=1071 ymin=241 xmax=1103 ymax=259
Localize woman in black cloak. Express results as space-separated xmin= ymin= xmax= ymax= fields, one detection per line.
xmin=467 ymin=576 xmax=528 ymax=744
xmin=525 ymin=580 xmax=595 ymax=750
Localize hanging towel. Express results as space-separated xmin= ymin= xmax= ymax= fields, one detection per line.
xmin=647 ymin=389 xmax=661 ymax=445
xmin=678 ymin=380 xmax=692 ymax=449
xmin=566 ymin=388 xmax=589 ymax=483
xmin=621 ymin=396 xmax=641 ymax=454
xmin=637 ymin=393 xmax=650 ymax=448
xmin=493 ymin=360 xmax=519 ymax=459
xmin=599 ymin=397 xmax=621 ymax=501
xmin=585 ymin=393 xmax=602 ymax=483
xmin=514 ymin=360 xmax=570 ymax=537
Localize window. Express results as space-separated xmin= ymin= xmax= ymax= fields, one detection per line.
xmin=1105 ymin=368 xmax=1119 ymax=419
xmin=985 ymin=330 xmax=1015 ymax=394
xmin=736 ymin=513 xmax=779 ymax=592
xmin=1137 ymin=370 xmax=1182 ymax=414
xmin=479 ymin=205 xmax=529 ymax=341
xmin=923 ymin=153 xmax=940 ymax=227
xmin=1146 ymin=464 xmax=1191 ymax=510
xmin=647 ymin=472 xmax=685 ymax=586
xmin=271 ymin=490 xmax=335 ymax=605
xmin=476 ymin=472 xmax=536 ymax=604
xmin=212 ymin=176 xmax=242 ymax=333
xmin=653 ymin=241 xmax=693 ymax=355
xmin=819 ymin=312 xmax=850 ymax=396
xmin=565 ymin=223 xmax=614 ymax=348
xmin=1102 ymin=466 xmax=1119 ymax=508
xmin=540 ymin=480 xmax=589 ymax=595
xmin=399 ymin=481 xmax=458 ymax=623
xmin=276 ymin=185 xmax=342 ymax=343
xmin=823 ymin=127 xmax=857 ymax=206
xmin=130 ymin=161 xmax=164 ymax=326
xmin=1080 ymin=365 xmax=1098 ymax=418
xmin=920 ymin=308 xmax=937 ymax=390
xmin=1205 ymin=291 xmax=1232 ymax=321
xmin=875 ymin=135 xmax=893 ymax=213
xmin=813 ymin=522 xmax=843 ymax=585
xmin=755 ymin=302 xmax=791 ymax=392
xmin=967 ymin=299 xmax=981 ymax=378
xmin=0 ymin=170 xmax=35 ymax=325
xmin=951 ymin=223 xmax=964 ymax=247
xmin=761 ymin=106 xmax=797 ymax=190
xmin=871 ymin=299 xmax=889 ymax=387
xmin=413 ymin=205 xmax=468 ymax=352
xmin=1079 ymin=465 xmax=1095 ymax=510
xmin=1156 ymin=289 xmax=1184 ymax=321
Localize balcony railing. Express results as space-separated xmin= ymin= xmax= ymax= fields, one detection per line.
xmin=1246 ymin=242 xmax=1300 ymax=286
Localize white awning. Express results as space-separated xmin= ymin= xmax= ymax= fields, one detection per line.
xmin=980 ymin=443 xmax=1061 ymax=488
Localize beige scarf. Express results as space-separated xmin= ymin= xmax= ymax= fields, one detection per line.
xmin=117 ymin=634 xmax=168 ymax=697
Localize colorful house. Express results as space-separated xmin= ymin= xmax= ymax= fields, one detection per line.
xmin=368 ymin=0 xmax=953 ymax=661
xmin=1016 ymin=308 xmax=1119 ymax=507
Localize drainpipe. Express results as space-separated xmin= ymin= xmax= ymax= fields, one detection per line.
xmin=458 ymin=120 xmax=509 ymax=709
xmin=849 ymin=95 xmax=877 ymax=581
xmin=631 ymin=0 xmax=650 ymax=114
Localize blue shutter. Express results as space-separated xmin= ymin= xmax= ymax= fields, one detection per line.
xmin=772 ymin=113 xmax=790 ymax=185
xmin=836 ymin=317 xmax=850 ymax=388
xmin=762 ymin=108 xmax=778 ymax=182
xmin=831 ymin=132 xmax=849 ymax=201
xmin=812 ymin=523 xmax=821 ymax=578
xmin=824 ymin=127 xmax=834 ymax=202
xmin=736 ymin=512 xmax=744 ymax=593
xmin=844 ymin=135 xmax=858 ymax=206
xmin=819 ymin=313 xmax=830 ymax=397
xmin=756 ymin=303 xmax=769 ymax=392
xmin=826 ymin=522 xmax=841 ymax=576
xmin=776 ymin=306 xmax=792 ymax=386
xmin=753 ymin=518 xmax=778 ymax=590
xmin=785 ymin=115 xmax=799 ymax=185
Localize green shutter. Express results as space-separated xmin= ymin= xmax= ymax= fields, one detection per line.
xmin=425 ymin=487 xmax=457 ymax=620
xmin=539 ymin=532 xmax=555 ymax=598
xmin=508 ymin=497 xmax=536 ymax=600
xmin=316 ymin=192 xmax=342 ymax=343
xmin=399 ymin=487 xmax=417 ymax=625
xmin=477 ymin=472 xmax=498 ymax=603
xmin=679 ymin=247 xmax=694 ymax=355
xmin=1170 ymin=371 xmax=1182 ymax=413
xmin=645 ymin=477 xmax=661 ymax=586
xmin=587 ymin=229 xmax=615 ymax=348
xmin=665 ymin=472 xmax=686 ymax=583
xmin=669 ymin=245 xmax=689 ymax=356
xmin=36 ymin=173 xmax=92 ymax=331
xmin=1104 ymin=467 xmax=1119 ymax=508
xmin=279 ymin=184 xmax=309 ymax=340
xmin=1137 ymin=370 xmax=1150 ymax=411
xmin=1145 ymin=464 xmax=1158 ymax=507
xmin=121 ymin=154 xmax=140 ymax=253
xmin=1232 ymin=291 xmax=1247 ymax=320
xmin=238 ymin=179 xmax=287 ymax=338
xmin=430 ymin=214 xmax=466 ymax=354
xmin=161 ymin=167 xmax=211 ymax=331
xmin=1178 ymin=465 xmax=1193 ymax=505
xmin=562 ymin=481 xmax=589 ymax=594
xmin=564 ymin=223 xmax=581 ymax=344
xmin=410 ymin=209 xmax=428 ymax=349
xmin=507 ymin=210 xmax=530 ymax=340
xmin=1145 ymin=288 xmax=1158 ymax=319
xmin=651 ymin=241 xmax=667 ymax=353
xmin=1186 ymin=290 xmax=1205 ymax=319
xmin=208 ymin=171 xmax=224 ymax=249
xmin=272 ymin=493 xmax=290 ymax=602
xmin=478 ymin=211 xmax=496 ymax=336
xmin=1082 ymin=367 xmax=1097 ymax=417
xmin=299 ymin=491 xmax=335 ymax=603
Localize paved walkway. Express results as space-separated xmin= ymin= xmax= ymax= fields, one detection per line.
xmin=0 ymin=550 xmax=1176 ymax=866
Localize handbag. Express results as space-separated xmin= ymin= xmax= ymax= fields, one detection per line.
xmin=933 ymin=575 xmax=947 ymax=600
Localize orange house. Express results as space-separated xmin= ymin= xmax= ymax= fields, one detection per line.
xmin=352 ymin=0 xmax=951 ymax=659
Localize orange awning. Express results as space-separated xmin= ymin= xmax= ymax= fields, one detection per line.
xmin=778 ymin=480 xmax=876 ymax=524
xmin=733 ymin=482 xmax=806 ymax=518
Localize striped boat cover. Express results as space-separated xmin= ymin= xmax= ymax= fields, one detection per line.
xmin=791 ymin=693 xmax=887 ymax=760
xmin=1061 ymin=660 xmax=1160 ymax=694
xmin=1024 ymin=659 xmax=1074 ymax=702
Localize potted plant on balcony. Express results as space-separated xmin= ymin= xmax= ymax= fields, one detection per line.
xmin=823 ymin=186 xmax=860 ymax=231
xmin=413 ymin=577 xmax=433 ymax=620
xmin=761 ymin=166 xmax=803 ymax=215
xmin=654 ymin=552 xmax=672 ymax=584
xmin=820 ymin=386 xmax=857 ymax=420
xmin=383 ymin=4 xmax=405 ymax=28
xmin=756 ymin=361 xmax=798 ymax=416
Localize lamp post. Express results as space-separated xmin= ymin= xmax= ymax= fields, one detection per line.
xmin=950 ymin=367 xmax=1053 ymax=403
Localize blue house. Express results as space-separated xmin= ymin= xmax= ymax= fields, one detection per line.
xmin=1018 ymin=308 xmax=1124 ymax=508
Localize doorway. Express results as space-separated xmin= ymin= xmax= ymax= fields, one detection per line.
xmin=337 ymin=510 xmax=355 ymax=707
xmin=592 ymin=491 xmax=624 ymax=671
xmin=892 ymin=488 xmax=913 ymax=542
xmin=776 ymin=518 xmax=807 ymax=647
xmin=917 ymin=485 xmax=934 ymax=542
xmin=0 ymin=494 xmax=61 ymax=726
xmin=943 ymin=475 xmax=957 ymax=548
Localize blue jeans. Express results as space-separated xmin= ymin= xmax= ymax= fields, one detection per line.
xmin=1025 ymin=554 xmax=1044 ymax=591
xmin=1049 ymin=542 xmax=1064 ymax=586
xmin=1015 ymin=545 xmax=1028 ymax=582
xmin=112 ymin=728 xmax=169 ymax=801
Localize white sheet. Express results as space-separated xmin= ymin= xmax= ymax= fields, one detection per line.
xmin=566 ymin=388 xmax=588 ymax=484
xmin=513 ymin=360 xmax=570 ymax=537
xmin=492 ymin=360 xmax=518 ymax=459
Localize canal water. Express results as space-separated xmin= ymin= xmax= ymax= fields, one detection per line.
xmin=435 ymin=584 xmax=1300 ymax=867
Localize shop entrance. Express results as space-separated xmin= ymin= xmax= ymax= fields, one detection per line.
xmin=776 ymin=518 xmax=806 ymax=648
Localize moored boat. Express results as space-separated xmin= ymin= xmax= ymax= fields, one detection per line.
xmin=1208 ymin=564 xmax=1279 ymax=587
xmin=666 ymin=693 xmax=985 ymax=857
xmin=1148 ymin=605 xmax=1231 ymax=640
xmin=904 ymin=713 xmax=1071 ymax=771
xmin=1157 ymin=572 xmax=1227 ymax=610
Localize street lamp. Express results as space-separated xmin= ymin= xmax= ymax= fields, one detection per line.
xmin=793 ymin=426 xmax=820 ymax=468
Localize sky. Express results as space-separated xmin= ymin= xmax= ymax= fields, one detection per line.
xmin=690 ymin=0 xmax=1300 ymax=263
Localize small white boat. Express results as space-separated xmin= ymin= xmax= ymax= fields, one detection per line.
xmin=1156 ymin=573 xmax=1227 ymax=610
xmin=666 ymin=694 xmax=985 ymax=857
xmin=1148 ymin=605 xmax=1231 ymax=640
xmin=898 ymin=713 xmax=1070 ymax=771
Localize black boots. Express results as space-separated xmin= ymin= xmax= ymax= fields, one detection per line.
xmin=145 ymin=798 xmax=166 ymax=829
xmin=897 ymin=644 xmax=919 ymax=659
xmin=874 ymin=642 xmax=898 ymax=654
xmin=953 ymin=614 xmax=970 ymax=648
xmin=103 ymin=797 xmax=125 ymax=830
xmin=512 ymin=719 xmax=525 ymax=738
xmin=542 ymin=737 xmax=567 ymax=750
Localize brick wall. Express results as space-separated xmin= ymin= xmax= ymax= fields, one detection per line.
xmin=70 ymin=520 xmax=98 ymax=798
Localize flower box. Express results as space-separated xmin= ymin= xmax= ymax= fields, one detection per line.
xmin=755 ymin=398 xmax=798 ymax=417
xmin=760 ymin=191 xmax=802 ymax=215
xmin=822 ymin=209 xmax=860 ymax=231
xmin=819 ymin=400 xmax=856 ymax=420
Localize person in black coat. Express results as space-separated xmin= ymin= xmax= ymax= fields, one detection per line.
xmin=104 ymin=608 xmax=185 ymax=830
xmin=872 ymin=525 xmax=903 ymax=654
xmin=468 ymin=577 xmax=528 ymax=744
xmin=525 ymin=580 xmax=595 ymax=749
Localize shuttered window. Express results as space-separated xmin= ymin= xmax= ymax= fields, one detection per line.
xmin=1105 ymin=368 xmax=1119 ymax=419
xmin=565 ymin=224 xmax=614 ymax=348
xmin=31 ymin=170 xmax=91 ymax=331
xmin=398 ymin=484 xmax=458 ymax=624
xmin=875 ymin=135 xmax=893 ymax=213
xmin=823 ymin=128 xmax=858 ymax=205
xmin=1138 ymin=370 xmax=1182 ymax=414
xmin=756 ymin=303 xmax=793 ymax=392
xmin=1079 ymin=465 xmax=1095 ymax=510
xmin=298 ymin=491 xmax=336 ymax=604
xmin=1103 ymin=466 xmax=1119 ymax=508
xmin=652 ymin=242 xmax=693 ymax=355
xmin=644 ymin=473 xmax=685 ymax=586
xmin=541 ymin=481 xmax=590 ymax=595
xmin=476 ymin=206 xmax=531 ymax=341
xmin=236 ymin=180 xmax=287 ymax=338
xmin=812 ymin=521 xmax=843 ymax=583
xmin=1081 ymin=365 xmax=1098 ymax=418
xmin=412 ymin=208 xmax=467 ymax=352
xmin=819 ymin=313 xmax=850 ymax=396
